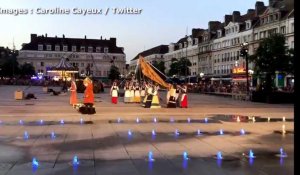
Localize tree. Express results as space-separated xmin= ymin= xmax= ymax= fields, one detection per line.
xmin=0 ymin=50 xmax=19 ymax=77
xmin=249 ymin=34 xmax=293 ymax=92
xmin=152 ymin=60 xmax=166 ymax=74
xmin=167 ymin=57 xmax=191 ymax=77
xmin=19 ymin=63 xmax=35 ymax=77
xmin=108 ymin=65 xmax=120 ymax=82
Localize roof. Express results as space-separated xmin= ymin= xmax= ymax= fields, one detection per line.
xmin=47 ymin=58 xmax=78 ymax=72
xmin=21 ymin=34 xmax=124 ymax=54
xmin=131 ymin=45 xmax=168 ymax=61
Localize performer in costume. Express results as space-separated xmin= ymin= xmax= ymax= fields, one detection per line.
xmin=134 ymin=83 xmax=141 ymax=103
xmin=124 ymin=82 xmax=131 ymax=103
xmin=140 ymin=82 xmax=146 ymax=103
xmin=144 ymin=83 xmax=153 ymax=108
xmin=175 ymin=84 xmax=181 ymax=107
xmin=180 ymin=84 xmax=188 ymax=108
xmin=110 ymin=82 xmax=119 ymax=104
xmin=83 ymin=77 xmax=94 ymax=107
xmin=167 ymin=84 xmax=177 ymax=108
xmin=142 ymin=82 xmax=149 ymax=107
xmin=130 ymin=82 xmax=135 ymax=103
xmin=69 ymin=76 xmax=78 ymax=107
xmin=150 ymin=84 xmax=161 ymax=108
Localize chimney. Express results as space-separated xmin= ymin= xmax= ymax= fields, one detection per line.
xmin=224 ymin=15 xmax=232 ymax=25
xmin=232 ymin=11 xmax=241 ymax=22
xmin=247 ymin=9 xmax=255 ymax=14
xmin=31 ymin=34 xmax=37 ymax=41
xmin=84 ymin=35 xmax=87 ymax=39
xmin=62 ymin=34 xmax=65 ymax=38
xmin=100 ymin=36 xmax=103 ymax=40
xmin=45 ymin=33 xmax=48 ymax=38
xmin=110 ymin=38 xmax=116 ymax=45
xmin=208 ymin=21 xmax=221 ymax=32
xmin=192 ymin=28 xmax=204 ymax=37
xmin=255 ymin=1 xmax=265 ymax=16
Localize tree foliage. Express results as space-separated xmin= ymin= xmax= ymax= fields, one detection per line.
xmin=152 ymin=60 xmax=166 ymax=74
xmin=108 ymin=65 xmax=120 ymax=82
xmin=249 ymin=34 xmax=294 ymax=92
xmin=167 ymin=58 xmax=192 ymax=77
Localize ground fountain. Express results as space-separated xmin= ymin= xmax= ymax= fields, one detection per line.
xmin=187 ymin=118 xmax=191 ymax=123
xmin=153 ymin=117 xmax=158 ymax=123
xmin=152 ymin=129 xmax=156 ymax=136
xmin=24 ymin=131 xmax=29 ymax=140
xmin=80 ymin=118 xmax=83 ymax=124
xmin=19 ymin=120 xmax=23 ymax=125
xmin=51 ymin=131 xmax=56 ymax=139
xmin=148 ymin=151 xmax=155 ymax=162
xmin=183 ymin=151 xmax=189 ymax=160
xmin=237 ymin=116 xmax=240 ymax=123
xmin=136 ymin=117 xmax=140 ymax=123
xmin=170 ymin=117 xmax=175 ymax=123
xmin=204 ymin=118 xmax=208 ymax=123
xmin=73 ymin=156 xmax=80 ymax=166
xmin=117 ymin=117 xmax=121 ymax=123
xmin=175 ymin=129 xmax=180 ymax=136
xmin=219 ymin=129 xmax=224 ymax=135
xmin=240 ymin=129 xmax=245 ymax=135
xmin=60 ymin=119 xmax=64 ymax=125
xmin=197 ymin=129 xmax=201 ymax=136
xmin=40 ymin=120 xmax=43 ymax=125
xmin=32 ymin=158 xmax=39 ymax=168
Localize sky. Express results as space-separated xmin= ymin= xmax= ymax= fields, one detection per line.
xmin=0 ymin=0 xmax=268 ymax=63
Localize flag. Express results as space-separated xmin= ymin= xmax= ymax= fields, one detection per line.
xmin=139 ymin=56 xmax=171 ymax=88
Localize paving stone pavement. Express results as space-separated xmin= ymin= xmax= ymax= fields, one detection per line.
xmin=0 ymin=85 xmax=294 ymax=175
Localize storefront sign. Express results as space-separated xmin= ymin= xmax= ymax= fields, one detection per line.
xmin=232 ymin=67 xmax=246 ymax=74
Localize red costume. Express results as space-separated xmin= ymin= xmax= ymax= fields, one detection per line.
xmin=84 ymin=79 xmax=94 ymax=104
xmin=69 ymin=80 xmax=78 ymax=105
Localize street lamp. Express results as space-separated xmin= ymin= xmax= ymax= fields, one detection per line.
xmin=240 ymin=42 xmax=249 ymax=95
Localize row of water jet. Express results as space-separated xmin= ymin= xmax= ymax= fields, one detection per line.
xmin=117 ymin=117 xmax=209 ymax=123
xmin=15 ymin=118 xmax=85 ymax=126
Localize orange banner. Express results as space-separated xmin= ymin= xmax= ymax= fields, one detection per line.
xmin=139 ymin=56 xmax=171 ymax=88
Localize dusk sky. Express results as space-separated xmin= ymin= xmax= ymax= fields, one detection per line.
xmin=0 ymin=0 xmax=268 ymax=63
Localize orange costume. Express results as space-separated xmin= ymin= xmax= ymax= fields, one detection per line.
xmin=83 ymin=78 xmax=94 ymax=105
xmin=69 ymin=80 xmax=78 ymax=105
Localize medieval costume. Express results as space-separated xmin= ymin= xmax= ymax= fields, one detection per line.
xmin=144 ymin=85 xmax=153 ymax=108
xmin=175 ymin=85 xmax=181 ymax=107
xmin=167 ymin=85 xmax=177 ymax=108
xmin=150 ymin=85 xmax=161 ymax=108
xmin=140 ymin=83 xmax=146 ymax=102
xmin=130 ymin=84 xmax=135 ymax=103
xmin=69 ymin=78 xmax=78 ymax=106
xmin=110 ymin=83 xmax=119 ymax=104
xmin=180 ymin=85 xmax=188 ymax=108
xmin=124 ymin=84 xmax=131 ymax=103
xmin=134 ymin=84 xmax=141 ymax=103
xmin=83 ymin=77 xmax=94 ymax=106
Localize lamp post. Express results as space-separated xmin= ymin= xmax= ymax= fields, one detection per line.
xmin=240 ymin=42 xmax=249 ymax=95
xmin=200 ymin=72 xmax=204 ymax=83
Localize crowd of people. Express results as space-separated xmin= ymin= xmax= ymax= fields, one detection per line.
xmin=108 ymin=80 xmax=189 ymax=108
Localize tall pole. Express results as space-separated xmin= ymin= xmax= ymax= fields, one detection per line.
xmin=245 ymin=53 xmax=249 ymax=95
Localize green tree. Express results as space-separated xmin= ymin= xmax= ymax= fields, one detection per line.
xmin=19 ymin=63 xmax=35 ymax=77
xmin=249 ymin=34 xmax=294 ymax=92
xmin=152 ymin=60 xmax=166 ymax=74
xmin=167 ymin=57 xmax=191 ymax=77
xmin=0 ymin=50 xmax=19 ymax=77
xmin=108 ymin=65 xmax=120 ymax=82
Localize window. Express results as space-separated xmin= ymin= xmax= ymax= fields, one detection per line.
xmin=80 ymin=46 xmax=85 ymax=52
xmin=38 ymin=44 xmax=43 ymax=51
xmin=88 ymin=46 xmax=93 ymax=53
xmin=46 ymin=45 xmax=51 ymax=51
xmin=280 ymin=26 xmax=286 ymax=34
xmin=254 ymin=33 xmax=258 ymax=40
xmin=63 ymin=45 xmax=68 ymax=52
xmin=274 ymin=14 xmax=278 ymax=20
xmin=291 ymin=23 xmax=294 ymax=33
xmin=81 ymin=63 xmax=84 ymax=67
xmin=72 ymin=46 xmax=77 ymax=52
xmin=55 ymin=45 xmax=60 ymax=51
xmin=104 ymin=47 xmax=109 ymax=53
xmin=194 ymin=38 xmax=199 ymax=45
xmin=96 ymin=47 xmax=101 ymax=53
xmin=41 ymin=62 xmax=44 ymax=67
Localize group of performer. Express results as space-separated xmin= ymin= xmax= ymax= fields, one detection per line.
xmin=109 ymin=80 xmax=188 ymax=108
xmin=69 ymin=76 xmax=94 ymax=107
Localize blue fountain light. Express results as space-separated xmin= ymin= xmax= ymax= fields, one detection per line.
xmin=197 ymin=129 xmax=201 ymax=136
xmin=73 ymin=156 xmax=80 ymax=166
xmin=24 ymin=131 xmax=29 ymax=140
xmin=175 ymin=129 xmax=180 ymax=136
xmin=204 ymin=118 xmax=208 ymax=123
xmin=128 ymin=130 xmax=132 ymax=136
xmin=153 ymin=118 xmax=157 ymax=123
xmin=60 ymin=119 xmax=64 ymax=125
xmin=187 ymin=118 xmax=191 ymax=123
xmin=240 ymin=129 xmax=246 ymax=135
xmin=249 ymin=150 xmax=255 ymax=158
xmin=217 ymin=151 xmax=223 ymax=160
xmin=170 ymin=117 xmax=175 ymax=123
xmin=40 ymin=120 xmax=44 ymax=125
xmin=32 ymin=158 xmax=39 ymax=167
xmin=19 ymin=120 xmax=24 ymax=125
xmin=117 ymin=118 xmax=121 ymax=123
xmin=219 ymin=129 xmax=224 ymax=135
xmin=279 ymin=147 xmax=287 ymax=158
xmin=148 ymin=151 xmax=155 ymax=162
xmin=152 ymin=129 xmax=156 ymax=136
xmin=80 ymin=118 xmax=83 ymax=124
xmin=136 ymin=118 xmax=140 ymax=123
xmin=51 ymin=131 xmax=56 ymax=139
xmin=183 ymin=151 xmax=189 ymax=160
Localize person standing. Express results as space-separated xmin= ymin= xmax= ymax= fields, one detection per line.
xmin=69 ymin=76 xmax=78 ymax=107
xmin=140 ymin=82 xmax=146 ymax=103
xmin=124 ymin=82 xmax=131 ymax=103
xmin=83 ymin=77 xmax=94 ymax=107
xmin=144 ymin=83 xmax=153 ymax=108
xmin=130 ymin=82 xmax=135 ymax=103
xmin=110 ymin=82 xmax=119 ymax=104
xmin=180 ymin=84 xmax=188 ymax=108
xmin=167 ymin=84 xmax=177 ymax=108
xmin=150 ymin=84 xmax=161 ymax=108
xmin=134 ymin=83 xmax=141 ymax=103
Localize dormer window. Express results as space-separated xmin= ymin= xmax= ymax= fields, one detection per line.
xmin=179 ymin=43 xmax=182 ymax=49
xmin=46 ymin=45 xmax=51 ymax=51
xmin=72 ymin=46 xmax=76 ymax=52
xmin=38 ymin=44 xmax=43 ymax=51
xmin=55 ymin=45 xmax=60 ymax=51
xmin=104 ymin=47 xmax=109 ymax=53
xmin=80 ymin=46 xmax=85 ymax=52
xmin=96 ymin=47 xmax=101 ymax=53
xmin=63 ymin=45 xmax=68 ymax=52
xmin=194 ymin=38 xmax=199 ymax=45
xmin=88 ymin=46 xmax=93 ymax=53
